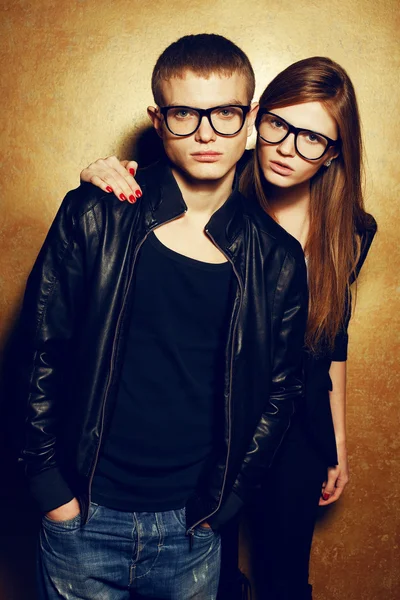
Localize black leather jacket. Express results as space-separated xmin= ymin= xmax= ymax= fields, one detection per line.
xmin=18 ymin=161 xmax=308 ymax=531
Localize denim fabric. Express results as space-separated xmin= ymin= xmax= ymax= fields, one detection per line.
xmin=38 ymin=503 xmax=221 ymax=599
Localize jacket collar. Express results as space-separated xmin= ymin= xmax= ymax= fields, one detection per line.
xmin=139 ymin=160 xmax=245 ymax=255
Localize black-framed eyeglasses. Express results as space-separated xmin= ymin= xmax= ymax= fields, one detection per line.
xmin=160 ymin=105 xmax=251 ymax=137
xmin=256 ymin=110 xmax=340 ymax=161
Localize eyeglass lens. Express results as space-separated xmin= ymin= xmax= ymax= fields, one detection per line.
xmin=166 ymin=106 xmax=245 ymax=136
xmin=258 ymin=114 xmax=329 ymax=160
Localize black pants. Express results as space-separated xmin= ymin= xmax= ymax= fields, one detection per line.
xmin=218 ymin=414 xmax=327 ymax=600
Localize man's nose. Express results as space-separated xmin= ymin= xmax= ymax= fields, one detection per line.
xmin=194 ymin=116 xmax=217 ymax=143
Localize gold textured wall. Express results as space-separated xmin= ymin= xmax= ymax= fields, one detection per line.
xmin=0 ymin=1 xmax=398 ymax=598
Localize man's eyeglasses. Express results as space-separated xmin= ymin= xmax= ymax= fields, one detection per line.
xmin=256 ymin=110 xmax=340 ymax=161
xmin=160 ymin=105 xmax=251 ymax=137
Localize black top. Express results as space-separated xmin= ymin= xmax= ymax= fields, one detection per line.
xmin=304 ymin=220 xmax=377 ymax=466
xmin=92 ymin=231 xmax=234 ymax=511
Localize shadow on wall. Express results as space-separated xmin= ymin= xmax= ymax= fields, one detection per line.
xmin=119 ymin=125 xmax=165 ymax=167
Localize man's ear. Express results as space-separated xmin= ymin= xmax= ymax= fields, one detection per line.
xmin=246 ymin=102 xmax=259 ymax=138
xmin=147 ymin=106 xmax=163 ymax=138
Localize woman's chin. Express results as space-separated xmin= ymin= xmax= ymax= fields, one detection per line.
xmin=262 ymin=167 xmax=298 ymax=189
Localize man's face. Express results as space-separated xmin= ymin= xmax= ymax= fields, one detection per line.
xmin=148 ymin=71 xmax=258 ymax=183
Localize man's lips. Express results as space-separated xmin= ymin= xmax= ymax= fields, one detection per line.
xmin=270 ymin=161 xmax=294 ymax=176
xmin=191 ymin=151 xmax=222 ymax=162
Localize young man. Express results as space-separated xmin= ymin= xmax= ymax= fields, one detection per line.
xmin=17 ymin=34 xmax=307 ymax=599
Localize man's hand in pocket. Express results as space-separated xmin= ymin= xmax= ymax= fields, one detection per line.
xmin=45 ymin=497 xmax=80 ymax=522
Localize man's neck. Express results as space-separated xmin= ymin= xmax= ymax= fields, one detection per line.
xmin=171 ymin=165 xmax=236 ymax=219
xmin=151 ymin=164 xmax=236 ymax=264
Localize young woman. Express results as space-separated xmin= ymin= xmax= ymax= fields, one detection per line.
xmin=80 ymin=57 xmax=376 ymax=599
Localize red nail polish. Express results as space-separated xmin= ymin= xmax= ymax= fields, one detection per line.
xmin=129 ymin=195 xmax=135 ymax=203
xmin=135 ymin=190 xmax=142 ymax=198
xmin=106 ymin=186 xmax=113 ymax=193
xmin=323 ymin=493 xmax=330 ymax=501
xmin=129 ymin=168 xmax=135 ymax=176
xmin=120 ymin=194 xmax=127 ymax=201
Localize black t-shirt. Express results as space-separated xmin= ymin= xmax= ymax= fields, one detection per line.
xmin=92 ymin=231 xmax=234 ymax=511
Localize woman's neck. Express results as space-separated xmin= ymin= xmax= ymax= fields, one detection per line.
xmin=267 ymin=180 xmax=311 ymax=250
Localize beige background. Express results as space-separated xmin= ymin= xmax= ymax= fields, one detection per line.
xmin=0 ymin=1 xmax=399 ymax=598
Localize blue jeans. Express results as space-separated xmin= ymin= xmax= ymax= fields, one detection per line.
xmin=38 ymin=502 xmax=221 ymax=599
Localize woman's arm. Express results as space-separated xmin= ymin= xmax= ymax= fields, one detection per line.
xmin=319 ymin=222 xmax=377 ymax=507
xmin=319 ymin=360 xmax=349 ymax=505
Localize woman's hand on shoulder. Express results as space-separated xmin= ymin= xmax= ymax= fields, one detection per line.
xmin=80 ymin=156 xmax=142 ymax=203
xmin=319 ymin=442 xmax=349 ymax=506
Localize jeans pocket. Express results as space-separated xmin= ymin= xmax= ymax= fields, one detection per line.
xmin=42 ymin=501 xmax=99 ymax=532
xmin=171 ymin=507 xmax=215 ymax=539
xmin=194 ymin=523 xmax=215 ymax=538
xmin=43 ymin=511 xmax=81 ymax=532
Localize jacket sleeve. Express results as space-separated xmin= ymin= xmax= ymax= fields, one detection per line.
xmin=210 ymin=251 xmax=308 ymax=527
xmin=15 ymin=190 xmax=90 ymax=513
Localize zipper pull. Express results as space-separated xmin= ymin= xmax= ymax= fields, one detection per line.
xmin=187 ymin=529 xmax=195 ymax=551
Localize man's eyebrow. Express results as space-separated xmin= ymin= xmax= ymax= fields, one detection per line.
xmin=227 ymin=99 xmax=246 ymax=105
xmin=164 ymin=99 xmax=247 ymax=107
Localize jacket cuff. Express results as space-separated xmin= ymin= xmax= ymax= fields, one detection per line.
xmin=29 ymin=467 xmax=74 ymax=513
xmin=208 ymin=492 xmax=244 ymax=530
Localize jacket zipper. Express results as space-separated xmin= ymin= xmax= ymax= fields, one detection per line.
xmin=185 ymin=228 xmax=243 ymax=545
xmin=86 ymin=212 xmax=186 ymax=518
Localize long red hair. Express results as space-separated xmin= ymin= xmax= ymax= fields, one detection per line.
xmin=240 ymin=57 xmax=374 ymax=352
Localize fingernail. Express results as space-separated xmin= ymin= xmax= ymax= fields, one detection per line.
xmin=323 ymin=493 xmax=330 ymax=501
xmin=119 ymin=194 xmax=127 ymax=201
xmin=106 ymin=186 xmax=113 ymax=193
xmin=128 ymin=195 xmax=135 ymax=203
xmin=129 ymin=168 xmax=135 ymax=176
xmin=135 ymin=190 xmax=142 ymax=198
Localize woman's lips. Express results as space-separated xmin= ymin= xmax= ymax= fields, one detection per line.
xmin=191 ymin=152 xmax=222 ymax=163
xmin=270 ymin=161 xmax=294 ymax=176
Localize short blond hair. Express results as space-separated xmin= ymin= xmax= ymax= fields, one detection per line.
xmin=151 ymin=34 xmax=255 ymax=106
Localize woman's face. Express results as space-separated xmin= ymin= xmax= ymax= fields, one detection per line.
xmin=256 ymin=101 xmax=339 ymax=189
